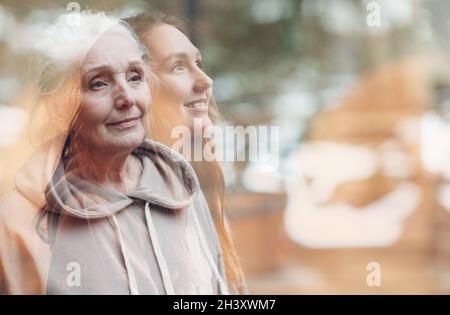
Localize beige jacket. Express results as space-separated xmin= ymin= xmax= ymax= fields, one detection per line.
xmin=0 ymin=139 xmax=229 ymax=295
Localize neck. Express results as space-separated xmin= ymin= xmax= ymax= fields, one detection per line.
xmin=66 ymin=143 xmax=142 ymax=193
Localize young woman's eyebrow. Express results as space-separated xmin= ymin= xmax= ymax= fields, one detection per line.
xmin=161 ymin=52 xmax=188 ymax=65
xmin=161 ymin=50 xmax=201 ymax=65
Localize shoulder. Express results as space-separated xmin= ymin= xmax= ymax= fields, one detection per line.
xmin=0 ymin=189 xmax=40 ymax=235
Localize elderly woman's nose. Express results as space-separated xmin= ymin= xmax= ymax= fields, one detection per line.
xmin=193 ymin=70 xmax=213 ymax=93
xmin=114 ymin=79 xmax=134 ymax=109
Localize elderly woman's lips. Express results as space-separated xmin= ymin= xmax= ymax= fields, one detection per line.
xmin=107 ymin=117 xmax=140 ymax=128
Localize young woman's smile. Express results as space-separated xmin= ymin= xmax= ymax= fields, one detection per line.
xmin=145 ymin=24 xmax=213 ymax=131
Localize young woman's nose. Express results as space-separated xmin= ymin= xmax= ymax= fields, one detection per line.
xmin=193 ymin=69 xmax=213 ymax=93
xmin=114 ymin=79 xmax=134 ymax=109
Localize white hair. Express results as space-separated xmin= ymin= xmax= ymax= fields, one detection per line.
xmin=35 ymin=11 xmax=120 ymax=62
xmin=33 ymin=10 xmax=148 ymax=95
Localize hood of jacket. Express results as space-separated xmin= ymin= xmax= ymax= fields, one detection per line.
xmin=14 ymin=138 xmax=199 ymax=219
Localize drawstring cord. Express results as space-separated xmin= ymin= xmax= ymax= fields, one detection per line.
xmin=144 ymin=202 xmax=176 ymax=295
xmin=111 ymin=201 xmax=229 ymax=295
xmin=111 ymin=215 xmax=140 ymax=295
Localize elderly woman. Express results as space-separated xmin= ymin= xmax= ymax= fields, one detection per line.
xmin=0 ymin=12 xmax=228 ymax=295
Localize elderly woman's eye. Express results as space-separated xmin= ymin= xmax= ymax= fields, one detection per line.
xmin=90 ymin=80 xmax=107 ymax=89
xmin=129 ymin=72 xmax=142 ymax=82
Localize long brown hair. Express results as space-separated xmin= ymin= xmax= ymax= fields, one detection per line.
xmin=124 ymin=11 xmax=247 ymax=294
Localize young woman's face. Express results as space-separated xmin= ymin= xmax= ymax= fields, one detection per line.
xmin=77 ymin=26 xmax=151 ymax=153
xmin=145 ymin=24 xmax=213 ymax=132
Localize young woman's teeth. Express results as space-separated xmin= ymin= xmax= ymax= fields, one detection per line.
xmin=187 ymin=102 xmax=206 ymax=108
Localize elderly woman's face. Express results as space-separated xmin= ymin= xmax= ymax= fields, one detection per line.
xmin=145 ymin=24 xmax=213 ymax=132
xmin=77 ymin=26 xmax=150 ymax=152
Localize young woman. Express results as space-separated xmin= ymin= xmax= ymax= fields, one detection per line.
xmin=125 ymin=12 xmax=248 ymax=294
xmin=0 ymin=12 xmax=229 ymax=295
xmin=124 ymin=12 xmax=248 ymax=295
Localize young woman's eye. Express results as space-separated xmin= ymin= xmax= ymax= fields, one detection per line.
xmin=196 ymin=60 xmax=204 ymax=69
xmin=172 ymin=63 xmax=185 ymax=72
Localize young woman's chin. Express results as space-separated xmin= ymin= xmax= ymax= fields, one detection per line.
xmin=185 ymin=114 xmax=212 ymax=134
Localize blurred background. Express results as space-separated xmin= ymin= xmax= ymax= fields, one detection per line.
xmin=1 ymin=0 xmax=450 ymax=294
